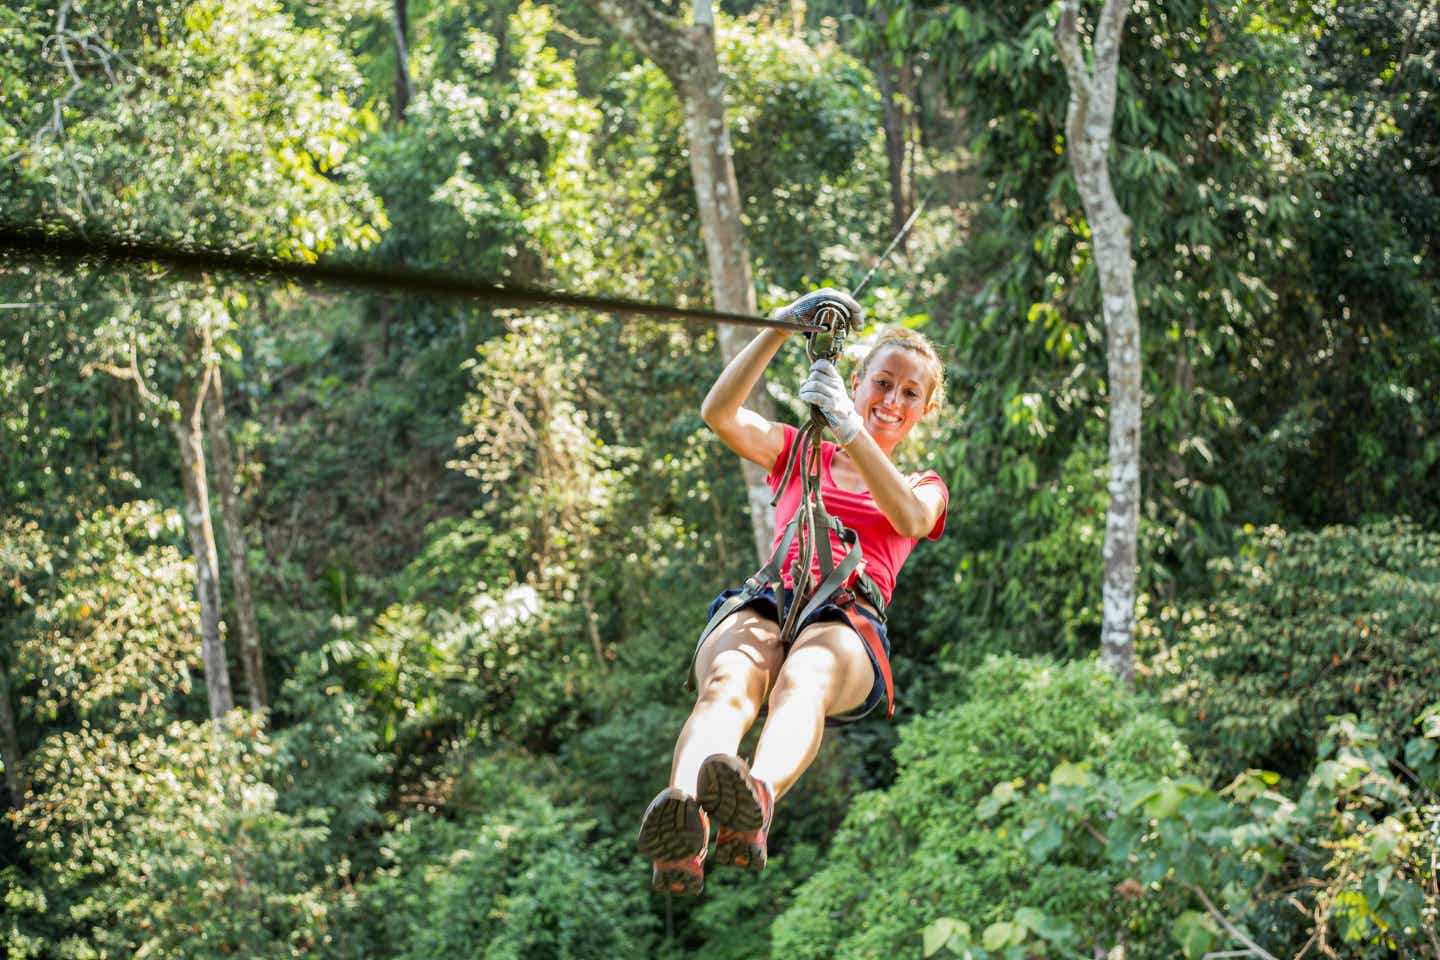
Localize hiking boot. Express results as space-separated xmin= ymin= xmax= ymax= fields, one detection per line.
xmin=696 ymin=754 xmax=774 ymax=872
xmin=637 ymin=787 xmax=709 ymax=896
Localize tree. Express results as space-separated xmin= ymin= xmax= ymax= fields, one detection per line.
xmin=4 ymin=0 xmax=385 ymax=716
xmin=0 ymin=669 xmax=20 ymax=807
xmin=578 ymin=0 xmax=777 ymax=561
xmin=205 ymin=354 xmax=267 ymax=712
xmin=1055 ymin=0 xmax=1139 ymax=685
xmin=168 ymin=317 xmax=235 ymax=717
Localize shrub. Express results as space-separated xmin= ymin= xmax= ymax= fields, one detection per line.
xmin=771 ymin=656 xmax=1190 ymax=960
xmin=1149 ymin=520 xmax=1440 ymax=779
xmin=330 ymin=752 xmax=659 ymax=960
xmin=999 ymin=707 xmax=1440 ymax=959
xmin=2 ymin=714 xmax=340 ymax=959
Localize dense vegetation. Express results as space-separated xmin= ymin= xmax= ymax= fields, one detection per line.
xmin=2 ymin=0 xmax=1436 ymax=957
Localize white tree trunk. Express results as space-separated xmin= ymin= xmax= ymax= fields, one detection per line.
xmin=205 ymin=367 xmax=267 ymax=712
xmin=1056 ymin=0 xmax=1139 ymax=685
xmin=579 ymin=0 xmax=776 ymax=563
xmin=173 ymin=352 xmax=235 ymax=718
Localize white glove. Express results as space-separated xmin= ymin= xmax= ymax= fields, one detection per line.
xmin=799 ymin=359 xmax=863 ymax=445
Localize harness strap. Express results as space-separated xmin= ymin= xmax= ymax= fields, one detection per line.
xmin=832 ymin=591 xmax=895 ymax=719
xmin=689 ymin=385 xmax=897 ymax=715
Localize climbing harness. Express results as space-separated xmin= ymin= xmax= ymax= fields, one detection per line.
xmin=687 ymin=295 xmax=896 ymax=719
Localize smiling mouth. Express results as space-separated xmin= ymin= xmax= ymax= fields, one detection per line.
xmin=872 ymin=411 xmax=902 ymax=425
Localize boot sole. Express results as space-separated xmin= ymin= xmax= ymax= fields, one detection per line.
xmin=696 ymin=755 xmax=766 ymax=832
xmin=714 ymin=834 xmax=767 ymax=872
xmin=637 ymin=788 xmax=707 ymax=863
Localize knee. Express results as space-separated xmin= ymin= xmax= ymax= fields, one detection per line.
xmin=697 ymin=666 xmax=761 ymax=715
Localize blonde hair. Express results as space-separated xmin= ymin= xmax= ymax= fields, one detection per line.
xmin=856 ymin=326 xmax=945 ymax=413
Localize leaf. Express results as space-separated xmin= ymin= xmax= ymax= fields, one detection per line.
xmin=1049 ymin=761 xmax=1090 ymax=788
xmin=1418 ymin=703 xmax=1440 ymax=739
xmin=982 ymin=921 xmax=1024 ymax=950
xmin=1369 ymin=817 xmax=1404 ymax=864
xmin=1015 ymin=907 xmax=1075 ymax=944
xmin=1021 ymin=819 xmax=1063 ymax=862
xmin=1171 ymin=910 xmax=1218 ymax=959
xmin=976 ymin=780 xmax=1019 ymax=822
xmin=922 ymin=917 xmax=968 ymax=957
xmin=1146 ymin=783 xmax=1187 ymax=820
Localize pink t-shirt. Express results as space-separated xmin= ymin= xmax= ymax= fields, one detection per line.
xmin=765 ymin=423 xmax=948 ymax=605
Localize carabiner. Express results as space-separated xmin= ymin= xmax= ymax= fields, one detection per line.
xmin=803 ymin=299 xmax=854 ymax=362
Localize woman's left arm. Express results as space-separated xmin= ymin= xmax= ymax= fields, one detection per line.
xmin=842 ymin=432 xmax=945 ymax=539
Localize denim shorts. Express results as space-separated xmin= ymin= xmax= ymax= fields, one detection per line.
xmin=697 ymin=585 xmax=891 ymax=726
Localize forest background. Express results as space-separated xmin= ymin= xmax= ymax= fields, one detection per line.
xmin=1 ymin=0 xmax=1438 ymax=957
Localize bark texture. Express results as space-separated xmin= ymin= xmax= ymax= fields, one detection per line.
xmin=1055 ymin=0 xmax=1139 ymax=686
xmin=579 ymin=0 xmax=777 ymax=562
xmin=392 ymin=0 xmax=413 ymax=120
xmin=172 ymin=345 xmax=235 ymax=719
xmin=206 ymin=368 xmax=268 ymax=712
xmin=872 ymin=9 xmax=915 ymax=245
xmin=0 ymin=666 xmax=25 ymax=808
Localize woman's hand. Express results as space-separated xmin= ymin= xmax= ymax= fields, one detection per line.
xmin=799 ymin=359 xmax=863 ymax=444
xmin=774 ymin=288 xmax=864 ymax=330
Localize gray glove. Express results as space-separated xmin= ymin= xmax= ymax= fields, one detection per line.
xmin=798 ymin=359 xmax=863 ymax=444
xmin=773 ymin=288 xmax=864 ymax=331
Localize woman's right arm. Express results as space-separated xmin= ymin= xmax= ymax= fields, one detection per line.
xmin=700 ymin=328 xmax=790 ymax=470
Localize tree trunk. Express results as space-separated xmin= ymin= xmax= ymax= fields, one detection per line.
xmin=872 ymin=8 xmax=912 ymax=243
xmin=205 ymin=366 xmax=267 ymax=713
xmin=173 ymin=355 xmax=235 ymax=719
xmin=392 ymin=0 xmax=412 ymax=121
xmin=1056 ymin=0 xmax=1139 ymax=686
xmin=578 ymin=0 xmax=777 ymax=563
xmin=0 ymin=665 xmax=25 ymax=808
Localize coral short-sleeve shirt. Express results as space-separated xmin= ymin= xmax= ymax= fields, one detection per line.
xmin=765 ymin=423 xmax=948 ymax=606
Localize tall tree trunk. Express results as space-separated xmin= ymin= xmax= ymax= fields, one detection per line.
xmin=1056 ymin=0 xmax=1139 ymax=686
xmin=579 ymin=0 xmax=777 ymax=563
xmin=392 ymin=0 xmax=412 ymax=121
xmin=872 ymin=7 xmax=912 ymax=243
xmin=205 ymin=367 xmax=267 ymax=713
xmin=172 ymin=347 xmax=235 ymax=719
xmin=0 ymin=665 xmax=25 ymax=808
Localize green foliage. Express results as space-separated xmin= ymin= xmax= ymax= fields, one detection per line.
xmin=595 ymin=19 xmax=889 ymax=300
xmin=771 ymin=656 xmax=1189 ymax=959
xmin=882 ymin=0 xmax=1440 ymax=667
xmin=330 ymin=753 xmax=659 ymax=960
xmin=1011 ymin=708 xmax=1440 ymax=958
xmin=1150 ymin=520 xmax=1440 ymax=779
xmin=269 ymin=649 xmax=388 ymax=867
xmin=8 ymin=502 xmax=201 ymax=730
xmin=3 ymin=714 xmax=341 ymax=960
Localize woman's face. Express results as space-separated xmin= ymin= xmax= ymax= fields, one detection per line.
xmin=849 ymin=346 xmax=938 ymax=450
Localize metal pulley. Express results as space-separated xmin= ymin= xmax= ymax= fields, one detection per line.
xmin=802 ymin=298 xmax=857 ymax=363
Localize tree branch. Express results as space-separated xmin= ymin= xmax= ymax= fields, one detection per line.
xmin=1054 ymin=0 xmax=1093 ymax=155
xmin=581 ymin=0 xmax=692 ymax=79
xmin=82 ymin=342 xmax=162 ymax=407
xmin=1091 ymin=0 xmax=1131 ymax=97
xmin=1182 ymin=883 xmax=1279 ymax=960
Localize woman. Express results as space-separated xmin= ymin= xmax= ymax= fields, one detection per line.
xmin=638 ymin=289 xmax=949 ymax=895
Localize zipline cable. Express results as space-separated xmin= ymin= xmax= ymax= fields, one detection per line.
xmin=851 ymin=190 xmax=932 ymax=298
xmin=1 ymin=194 xmax=932 ymax=328
xmin=0 ymin=223 xmax=812 ymax=332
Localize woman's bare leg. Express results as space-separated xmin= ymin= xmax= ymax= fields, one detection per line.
xmin=670 ymin=609 xmax=784 ymax=797
xmin=748 ymin=622 xmax=874 ymax=800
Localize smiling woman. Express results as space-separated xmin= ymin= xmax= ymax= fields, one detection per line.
xmin=636 ymin=290 xmax=949 ymax=896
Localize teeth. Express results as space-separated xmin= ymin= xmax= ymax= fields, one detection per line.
xmin=873 ymin=412 xmax=900 ymax=424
